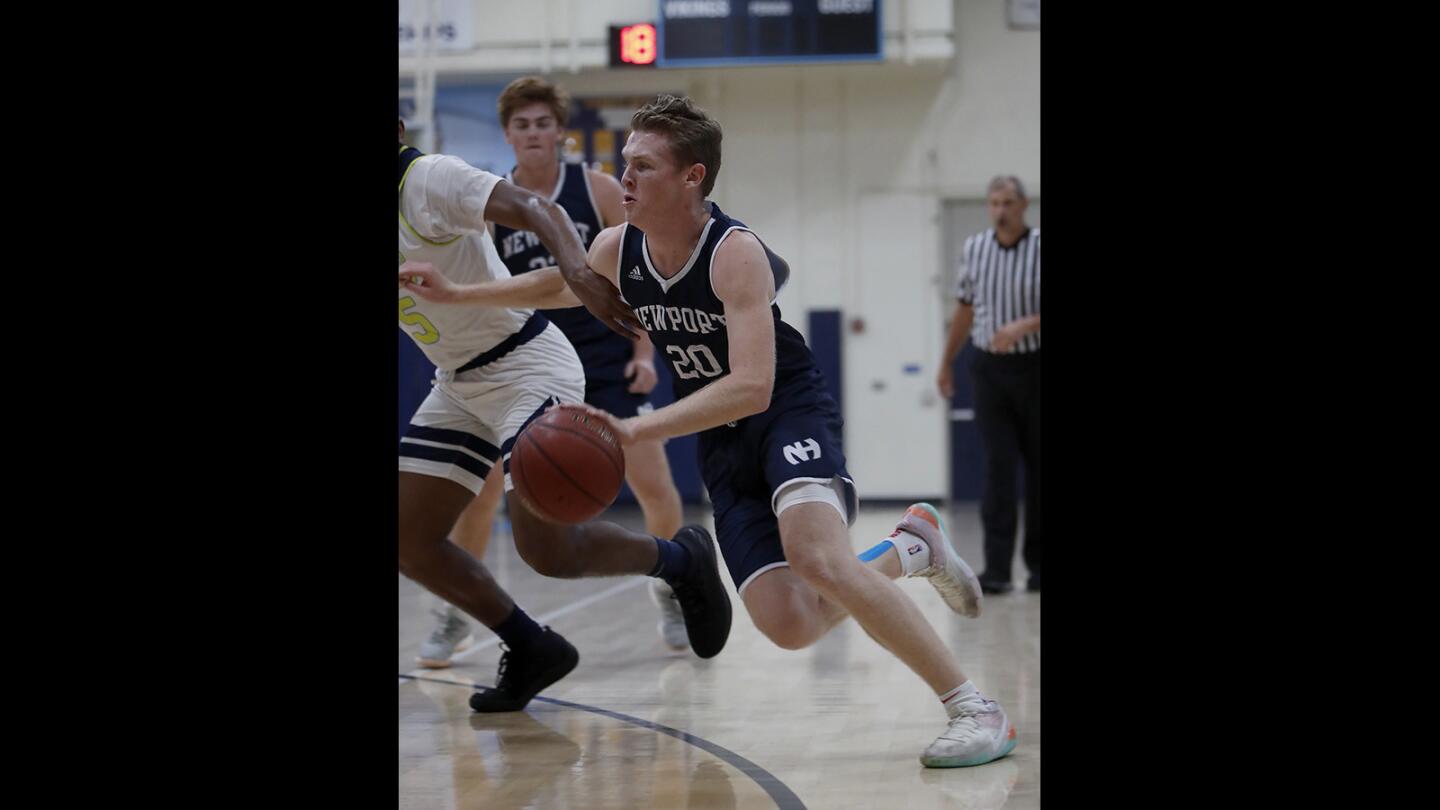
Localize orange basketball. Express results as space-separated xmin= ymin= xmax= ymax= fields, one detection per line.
xmin=511 ymin=405 xmax=626 ymax=524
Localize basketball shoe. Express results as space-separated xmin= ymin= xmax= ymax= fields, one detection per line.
xmin=650 ymin=579 xmax=690 ymax=651
xmin=417 ymin=603 xmax=476 ymax=668
xmin=893 ymin=503 xmax=983 ymax=618
xmin=921 ymin=696 xmax=1018 ymax=768
xmin=665 ymin=525 xmax=732 ymax=659
xmin=469 ymin=627 xmax=579 ymax=712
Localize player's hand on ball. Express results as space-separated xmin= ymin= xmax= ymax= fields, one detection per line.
xmin=573 ymin=404 xmax=637 ymax=447
xmin=399 ymin=262 xmax=458 ymax=302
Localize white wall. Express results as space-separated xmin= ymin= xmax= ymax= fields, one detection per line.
xmin=405 ymin=0 xmax=1038 ymax=498
xmin=401 ymin=0 xmax=957 ymax=74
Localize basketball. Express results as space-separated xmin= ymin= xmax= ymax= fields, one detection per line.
xmin=511 ymin=404 xmax=626 ymax=524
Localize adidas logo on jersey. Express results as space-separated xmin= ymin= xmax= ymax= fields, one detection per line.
xmin=629 ymin=266 xmax=644 ymax=281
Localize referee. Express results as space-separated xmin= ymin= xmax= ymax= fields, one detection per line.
xmin=937 ymin=175 xmax=1041 ymax=595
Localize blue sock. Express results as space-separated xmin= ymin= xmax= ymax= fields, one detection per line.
xmin=494 ymin=605 xmax=544 ymax=650
xmin=650 ymin=537 xmax=693 ymax=581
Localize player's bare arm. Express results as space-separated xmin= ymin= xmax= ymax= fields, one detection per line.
xmin=400 ymin=261 xmax=580 ymax=309
xmin=484 ymin=181 xmax=640 ymax=337
xmin=587 ymin=182 xmax=661 ymax=393
xmin=585 ymin=225 xmax=625 ymax=289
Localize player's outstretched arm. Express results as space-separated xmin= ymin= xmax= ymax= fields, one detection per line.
xmin=399 ymin=262 xmax=578 ymax=309
xmin=485 ymin=182 xmax=640 ymax=338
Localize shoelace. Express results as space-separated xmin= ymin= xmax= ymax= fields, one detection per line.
xmin=429 ymin=605 xmax=463 ymax=637
xmin=447 ymin=613 xmax=467 ymax=635
xmin=941 ymin=700 xmax=993 ymax=742
xmin=431 ymin=612 xmax=466 ymax=643
xmin=670 ymin=580 xmax=706 ymax=619
xmin=493 ymin=645 xmax=513 ymax=692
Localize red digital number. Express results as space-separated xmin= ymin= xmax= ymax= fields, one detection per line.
xmin=620 ymin=24 xmax=656 ymax=65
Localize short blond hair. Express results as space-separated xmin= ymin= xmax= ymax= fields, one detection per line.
xmin=630 ymin=95 xmax=723 ymax=196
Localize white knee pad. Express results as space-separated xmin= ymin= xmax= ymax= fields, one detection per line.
xmin=773 ymin=477 xmax=850 ymax=525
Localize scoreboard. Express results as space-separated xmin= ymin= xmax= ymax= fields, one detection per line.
xmin=655 ymin=0 xmax=882 ymax=67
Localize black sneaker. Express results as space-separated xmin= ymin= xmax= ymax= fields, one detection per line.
xmin=665 ymin=525 xmax=732 ymax=659
xmin=978 ymin=574 xmax=1014 ymax=595
xmin=469 ymin=627 xmax=579 ymax=713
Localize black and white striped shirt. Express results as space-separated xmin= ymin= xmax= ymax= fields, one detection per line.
xmin=955 ymin=227 xmax=1041 ymax=354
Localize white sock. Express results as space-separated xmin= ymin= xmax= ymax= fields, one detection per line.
xmin=939 ymin=680 xmax=981 ymax=719
xmin=885 ymin=527 xmax=932 ymax=576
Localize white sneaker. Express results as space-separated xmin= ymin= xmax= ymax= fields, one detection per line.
xmin=416 ymin=604 xmax=475 ymax=669
xmin=921 ymin=698 xmax=1018 ymax=768
xmin=895 ymin=503 xmax=983 ymax=618
xmin=650 ymin=579 xmax=689 ymax=651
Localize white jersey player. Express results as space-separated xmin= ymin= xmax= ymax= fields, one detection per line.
xmin=394 ymin=126 xmax=733 ymax=715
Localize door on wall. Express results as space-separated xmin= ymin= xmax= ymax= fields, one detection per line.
xmin=940 ymin=199 xmax=1040 ymax=502
xmin=844 ymin=192 xmax=948 ymax=502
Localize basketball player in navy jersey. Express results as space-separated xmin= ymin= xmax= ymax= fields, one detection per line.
xmin=576 ymin=96 xmax=1018 ymax=768
xmin=414 ymin=78 xmax=691 ymax=668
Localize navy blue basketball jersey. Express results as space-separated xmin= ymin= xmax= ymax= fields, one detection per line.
xmin=492 ymin=163 xmax=611 ymax=346
xmin=618 ymin=202 xmax=824 ymax=407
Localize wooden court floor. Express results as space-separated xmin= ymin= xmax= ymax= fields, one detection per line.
xmin=399 ymin=503 xmax=1039 ymax=809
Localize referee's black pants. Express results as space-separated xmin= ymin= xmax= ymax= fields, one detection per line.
xmin=968 ymin=349 xmax=1041 ymax=584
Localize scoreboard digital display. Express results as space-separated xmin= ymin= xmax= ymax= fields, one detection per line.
xmin=657 ymin=0 xmax=882 ymax=67
xmin=610 ymin=23 xmax=659 ymax=67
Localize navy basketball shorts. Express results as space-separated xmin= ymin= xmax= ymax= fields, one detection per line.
xmin=698 ymin=395 xmax=859 ymax=596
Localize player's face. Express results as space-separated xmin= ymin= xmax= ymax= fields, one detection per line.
xmin=504 ymin=102 xmax=565 ymax=165
xmin=987 ymin=184 xmax=1027 ymax=230
xmin=620 ymin=130 xmax=697 ymax=227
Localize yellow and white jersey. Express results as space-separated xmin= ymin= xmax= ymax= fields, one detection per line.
xmin=397 ymin=153 xmax=533 ymax=371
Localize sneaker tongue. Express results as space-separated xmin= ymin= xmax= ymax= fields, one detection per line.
xmin=946 ymin=696 xmax=989 ymax=720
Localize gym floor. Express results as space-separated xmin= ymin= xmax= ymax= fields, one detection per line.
xmin=399 ymin=501 xmax=1039 ymax=809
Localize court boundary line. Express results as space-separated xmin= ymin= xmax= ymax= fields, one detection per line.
xmin=398 ymin=673 xmax=807 ymax=810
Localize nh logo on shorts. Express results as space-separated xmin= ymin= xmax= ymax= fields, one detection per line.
xmin=629 ymin=266 xmax=644 ymax=281
xmin=782 ymin=438 xmax=821 ymax=465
